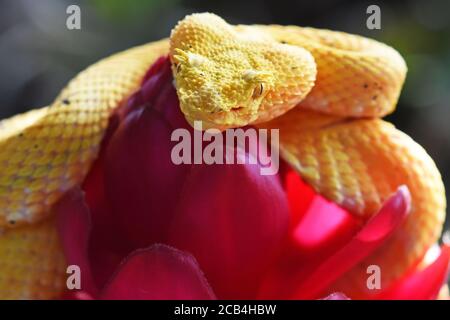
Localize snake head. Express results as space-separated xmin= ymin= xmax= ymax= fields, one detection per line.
xmin=169 ymin=13 xmax=317 ymax=130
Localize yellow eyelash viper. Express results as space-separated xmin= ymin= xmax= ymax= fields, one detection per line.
xmin=0 ymin=13 xmax=445 ymax=299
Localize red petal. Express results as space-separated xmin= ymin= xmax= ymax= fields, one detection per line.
xmin=141 ymin=56 xmax=170 ymax=85
xmin=81 ymin=112 xmax=132 ymax=289
xmin=375 ymin=243 xmax=450 ymax=300
xmin=100 ymin=244 xmax=216 ymax=300
xmin=140 ymin=58 xmax=172 ymax=104
xmin=121 ymin=56 xmax=171 ymax=116
xmin=104 ymin=60 xmax=190 ymax=249
xmin=167 ymin=147 xmax=289 ymax=299
xmin=82 ymin=112 xmax=120 ymax=216
xmin=58 ymin=130 xmax=131 ymax=292
xmin=291 ymin=186 xmax=411 ymax=299
xmin=55 ymin=188 xmax=97 ymax=295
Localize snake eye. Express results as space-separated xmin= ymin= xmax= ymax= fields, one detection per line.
xmin=175 ymin=63 xmax=182 ymax=73
xmin=252 ymin=83 xmax=264 ymax=99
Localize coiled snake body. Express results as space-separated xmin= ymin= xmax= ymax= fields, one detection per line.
xmin=0 ymin=13 xmax=446 ymax=299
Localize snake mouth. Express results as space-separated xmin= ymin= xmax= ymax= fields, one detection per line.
xmin=182 ymin=102 xmax=260 ymax=130
xmin=230 ymin=106 xmax=245 ymax=112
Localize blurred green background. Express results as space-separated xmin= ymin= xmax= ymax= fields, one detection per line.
xmin=0 ymin=0 xmax=449 ymax=232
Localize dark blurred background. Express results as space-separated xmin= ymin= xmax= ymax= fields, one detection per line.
xmin=0 ymin=0 xmax=449 ymax=230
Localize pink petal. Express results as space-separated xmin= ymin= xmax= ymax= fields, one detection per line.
xmin=291 ymin=186 xmax=411 ymax=299
xmin=321 ymin=292 xmax=351 ymax=300
xmin=283 ymin=169 xmax=317 ymax=228
xmin=284 ymin=167 xmax=360 ymax=264
xmin=375 ymin=243 xmax=450 ymax=300
xmin=167 ymin=147 xmax=289 ymax=299
xmin=62 ymin=291 xmax=95 ymax=300
xmin=257 ymin=170 xmax=360 ymax=299
xmin=291 ymin=189 xmax=360 ymax=262
xmin=258 ymin=186 xmax=410 ymax=299
xmin=55 ymin=188 xmax=97 ymax=295
xmin=100 ymin=244 xmax=216 ymax=300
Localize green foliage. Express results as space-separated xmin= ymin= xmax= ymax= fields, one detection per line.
xmin=91 ymin=0 xmax=178 ymax=21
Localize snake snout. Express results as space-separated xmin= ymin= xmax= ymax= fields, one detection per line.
xmin=169 ymin=13 xmax=317 ymax=129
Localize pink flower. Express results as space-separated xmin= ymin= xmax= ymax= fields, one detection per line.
xmin=55 ymin=57 xmax=450 ymax=300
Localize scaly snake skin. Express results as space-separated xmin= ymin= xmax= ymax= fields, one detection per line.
xmin=0 ymin=13 xmax=446 ymax=299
